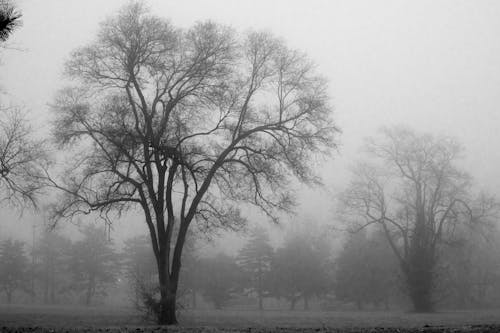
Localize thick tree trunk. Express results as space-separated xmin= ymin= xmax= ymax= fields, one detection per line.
xmin=406 ymin=255 xmax=434 ymax=312
xmin=157 ymin=256 xmax=179 ymax=325
xmin=6 ymin=290 xmax=12 ymax=304
xmin=406 ymin=194 xmax=435 ymax=313
xmin=303 ymin=295 xmax=309 ymax=310
xmin=158 ymin=287 xmax=177 ymax=325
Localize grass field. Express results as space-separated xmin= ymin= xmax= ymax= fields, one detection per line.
xmin=2 ymin=305 xmax=500 ymax=332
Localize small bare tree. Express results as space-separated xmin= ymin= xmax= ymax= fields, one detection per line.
xmin=49 ymin=2 xmax=337 ymax=325
xmin=339 ymin=126 xmax=496 ymax=312
xmin=0 ymin=107 xmax=47 ymax=206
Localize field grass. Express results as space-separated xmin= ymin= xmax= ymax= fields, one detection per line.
xmin=2 ymin=305 xmax=500 ymax=331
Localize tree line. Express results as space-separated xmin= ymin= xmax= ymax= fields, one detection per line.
xmin=2 ymin=221 xmax=500 ymax=317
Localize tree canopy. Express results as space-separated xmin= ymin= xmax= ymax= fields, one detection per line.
xmin=49 ymin=1 xmax=337 ymax=324
xmin=339 ymin=126 xmax=498 ymax=312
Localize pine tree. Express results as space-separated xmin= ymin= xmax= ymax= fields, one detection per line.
xmin=0 ymin=239 xmax=29 ymax=303
xmin=237 ymin=227 xmax=274 ymax=310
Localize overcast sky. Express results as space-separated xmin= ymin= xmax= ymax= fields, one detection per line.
xmin=1 ymin=0 xmax=500 ymax=246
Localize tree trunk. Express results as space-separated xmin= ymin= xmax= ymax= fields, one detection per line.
xmin=44 ymin=268 xmax=49 ymax=304
xmin=290 ymin=297 xmax=297 ymax=310
xmin=191 ymin=289 xmax=197 ymax=309
xmin=406 ymin=260 xmax=434 ymax=312
xmin=157 ymin=258 xmax=179 ymax=325
xmin=406 ymin=194 xmax=435 ymax=313
xmin=6 ymin=290 xmax=12 ymax=304
xmin=158 ymin=287 xmax=177 ymax=325
xmin=85 ymin=276 xmax=94 ymax=306
xmin=257 ymin=261 xmax=263 ymax=310
xmin=356 ymin=299 xmax=363 ymax=310
xmin=303 ymin=295 xmax=309 ymax=310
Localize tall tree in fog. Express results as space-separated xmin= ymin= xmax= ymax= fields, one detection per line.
xmin=34 ymin=230 xmax=72 ymax=304
xmin=439 ymin=228 xmax=500 ymax=308
xmin=199 ymin=253 xmax=244 ymax=309
xmin=237 ymin=227 xmax=274 ymax=310
xmin=0 ymin=239 xmax=29 ymax=303
xmin=339 ymin=127 xmax=497 ymax=312
xmin=269 ymin=231 xmax=331 ymax=310
xmin=49 ymin=2 xmax=337 ymax=324
xmin=334 ymin=229 xmax=398 ymax=310
xmin=177 ymin=235 xmax=201 ymax=309
xmin=67 ymin=225 xmax=118 ymax=306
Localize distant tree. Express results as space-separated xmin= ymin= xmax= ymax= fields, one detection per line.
xmin=49 ymin=1 xmax=337 ymax=324
xmin=199 ymin=253 xmax=244 ymax=309
xmin=334 ymin=229 xmax=398 ymax=310
xmin=122 ymin=235 xmax=157 ymax=305
xmin=237 ymin=227 xmax=274 ymax=310
xmin=34 ymin=230 xmax=72 ymax=304
xmin=67 ymin=225 xmax=119 ymax=306
xmin=177 ymin=235 xmax=201 ymax=309
xmin=339 ymin=127 xmax=498 ymax=312
xmin=438 ymin=228 xmax=500 ymax=308
xmin=0 ymin=238 xmax=29 ymax=303
xmin=0 ymin=0 xmax=21 ymax=43
xmin=269 ymin=231 xmax=331 ymax=310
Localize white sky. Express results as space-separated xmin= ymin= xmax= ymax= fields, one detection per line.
xmin=1 ymin=0 xmax=500 ymax=248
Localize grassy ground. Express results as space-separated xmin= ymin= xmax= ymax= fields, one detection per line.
xmin=1 ymin=305 xmax=500 ymax=332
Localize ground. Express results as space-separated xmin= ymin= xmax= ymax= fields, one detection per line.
xmin=1 ymin=305 xmax=500 ymax=332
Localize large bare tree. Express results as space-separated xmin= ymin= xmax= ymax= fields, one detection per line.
xmin=339 ymin=127 xmax=496 ymax=312
xmin=49 ymin=2 xmax=337 ymax=324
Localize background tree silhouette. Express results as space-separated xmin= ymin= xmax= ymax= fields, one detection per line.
xmin=339 ymin=126 xmax=498 ymax=312
xmin=237 ymin=227 xmax=274 ymax=310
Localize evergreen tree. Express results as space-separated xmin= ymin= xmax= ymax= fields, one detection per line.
xmin=237 ymin=227 xmax=274 ymax=310
xmin=199 ymin=253 xmax=244 ymax=309
xmin=34 ymin=230 xmax=72 ymax=304
xmin=334 ymin=229 xmax=398 ymax=310
xmin=269 ymin=231 xmax=331 ymax=310
xmin=0 ymin=239 xmax=29 ymax=303
xmin=67 ymin=225 xmax=118 ymax=306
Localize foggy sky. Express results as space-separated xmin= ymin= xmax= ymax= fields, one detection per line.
xmin=1 ymin=0 xmax=500 ymax=247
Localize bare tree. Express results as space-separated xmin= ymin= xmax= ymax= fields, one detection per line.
xmin=0 ymin=107 xmax=47 ymax=207
xmin=338 ymin=126 xmax=496 ymax=312
xmin=49 ymin=2 xmax=337 ymax=324
xmin=0 ymin=2 xmax=45 ymax=207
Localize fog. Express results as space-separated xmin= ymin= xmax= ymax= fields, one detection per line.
xmin=1 ymin=0 xmax=500 ymax=329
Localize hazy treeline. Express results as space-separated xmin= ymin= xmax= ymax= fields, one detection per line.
xmin=2 ymin=222 xmax=500 ymax=313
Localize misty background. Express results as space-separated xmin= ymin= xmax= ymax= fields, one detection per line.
xmin=1 ymin=0 xmax=500 ymax=322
